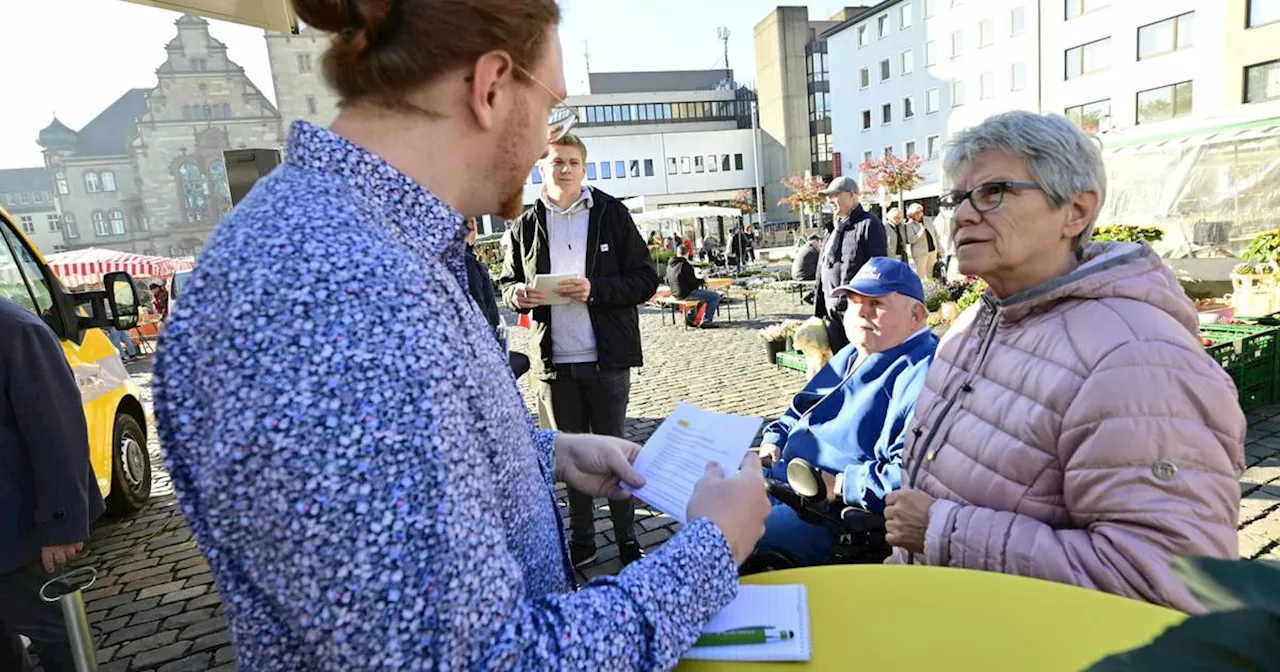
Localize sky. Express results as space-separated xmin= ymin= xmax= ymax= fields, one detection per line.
xmin=0 ymin=0 xmax=849 ymax=169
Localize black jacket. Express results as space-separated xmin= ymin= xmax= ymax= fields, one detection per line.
xmin=464 ymin=245 xmax=501 ymax=334
xmin=0 ymin=299 xmax=104 ymax=574
xmin=792 ymin=243 xmax=820 ymax=282
xmin=499 ymin=188 xmax=659 ymax=379
xmin=666 ymin=257 xmax=704 ymax=299
xmin=815 ymin=204 xmax=887 ymax=321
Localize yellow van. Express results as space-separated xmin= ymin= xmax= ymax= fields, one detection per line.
xmin=0 ymin=208 xmax=151 ymax=514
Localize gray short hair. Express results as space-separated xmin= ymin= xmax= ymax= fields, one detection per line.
xmin=943 ymin=111 xmax=1106 ymax=255
xmin=906 ymin=203 xmax=924 ymax=216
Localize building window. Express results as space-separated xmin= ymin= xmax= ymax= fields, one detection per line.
xmin=951 ymin=31 xmax=964 ymax=57
xmin=925 ymin=41 xmax=938 ymax=66
xmin=178 ymin=162 xmax=209 ymax=222
xmin=223 ymin=103 xmax=231 ymax=118
xmin=880 ymin=59 xmax=891 ymax=81
xmin=133 ymin=211 xmax=149 ymax=232
xmin=980 ymin=72 xmax=994 ymax=99
xmin=47 ymin=214 xmax=60 ymax=232
xmin=1250 ymin=0 xmax=1280 ymax=27
xmin=55 ymin=172 xmax=68 ymax=195
xmin=901 ymin=49 xmax=914 ymax=74
xmin=952 ymin=80 xmax=966 ymax=106
xmin=601 ymin=160 xmax=612 ymax=179
xmin=1011 ymin=6 xmax=1027 ymax=34
xmin=1065 ymin=38 xmax=1111 ymax=79
xmin=862 ymin=109 xmax=872 ymax=130
xmin=857 ymin=25 xmax=868 ymax=47
xmin=109 ymin=210 xmax=126 ymax=235
xmin=84 ymin=172 xmax=100 ymax=193
xmin=614 ymin=160 xmax=625 ymax=178
xmin=735 ymin=154 xmax=744 ymax=170
xmin=905 ymin=140 xmax=917 ymax=157
xmin=706 ymin=155 xmax=718 ymax=173
xmin=586 ymin=162 xmax=598 ymax=179
xmin=882 ymin=103 xmax=893 ymax=125
xmin=883 ymin=145 xmax=894 ymax=158
xmin=667 ymin=158 xmax=678 ymax=175
xmin=64 ymin=214 xmax=78 ymax=239
xmin=979 ymin=19 xmax=994 ymax=47
xmin=1011 ymin=61 xmax=1028 ymax=90
xmin=101 ymin=171 xmax=117 ymax=192
xmin=1138 ymin=12 xmax=1193 ymax=60
xmin=531 ymin=166 xmax=542 ymax=184
xmin=18 ymin=192 xmax=27 ymax=205
xmin=926 ymin=87 xmax=940 ymax=113
xmin=297 ymin=53 xmax=313 ymax=73
xmin=904 ymin=95 xmax=916 ymax=119
xmin=191 ymin=58 xmax=208 ymax=72
xmin=92 ymin=211 xmax=108 ymax=236
xmin=862 ymin=151 xmax=874 ymax=166
xmin=1065 ymin=99 xmax=1112 ymax=133
xmin=693 ymin=156 xmax=704 ymax=174
xmin=306 ymin=95 xmax=318 ymax=115
xmin=721 ymin=155 xmax=732 ymax=171
xmin=626 ymin=160 xmax=639 ymax=178
xmin=900 ymin=3 xmax=913 ymax=28
xmin=19 ymin=216 xmax=34 ymax=234
xmin=1066 ymin=0 xmax=1108 ymax=20
xmin=678 ymin=158 xmax=690 ymax=174
xmin=644 ymin=159 xmax=655 ymax=176
xmin=924 ymin=0 xmax=936 ymax=18
xmin=860 ymin=67 xmax=870 ymax=89
xmin=1137 ymin=81 xmax=1193 ymax=124
xmin=927 ymin=135 xmax=940 ymax=159
xmin=878 ymin=14 xmax=889 ymax=38
xmin=1246 ymin=60 xmax=1280 ymax=103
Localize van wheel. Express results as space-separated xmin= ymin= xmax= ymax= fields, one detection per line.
xmin=105 ymin=414 xmax=151 ymax=514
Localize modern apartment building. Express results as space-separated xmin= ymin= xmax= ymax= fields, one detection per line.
xmin=825 ymin=0 xmax=1041 ymax=203
xmin=519 ymin=71 xmax=761 ymax=224
xmin=824 ymin=0 xmax=1280 ymax=209
xmin=0 ymin=168 xmax=64 ymax=254
xmin=754 ymin=6 xmax=867 ymax=222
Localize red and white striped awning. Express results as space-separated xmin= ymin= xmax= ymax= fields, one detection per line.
xmin=46 ymin=247 xmax=187 ymax=287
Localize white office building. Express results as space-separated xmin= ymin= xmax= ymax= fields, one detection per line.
xmin=518 ymin=71 xmax=761 ymax=232
xmin=823 ymin=0 xmax=1280 ymax=208
xmin=825 ymin=0 xmax=1042 ymax=203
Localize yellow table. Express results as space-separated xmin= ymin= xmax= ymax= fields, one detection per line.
xmin=678 ymin=565 xmax=1184 ymax=671
xmin=706 ymin=278 xmax=733 ymax=291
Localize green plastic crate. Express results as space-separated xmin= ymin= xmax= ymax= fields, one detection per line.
xmin=1199 ymin=323 xmax=1278 ymax=411
xmin=776 ymin=350 xmax=807 ymax=373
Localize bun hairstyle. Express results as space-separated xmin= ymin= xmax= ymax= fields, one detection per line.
xmin=291 ymin=0 xmax=561 ymax=109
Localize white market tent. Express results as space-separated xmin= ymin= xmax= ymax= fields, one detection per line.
xmin=46 ymin=248 xmax=194 ymax=288
xmin=630 ymin=206 xmax=744 ymax=225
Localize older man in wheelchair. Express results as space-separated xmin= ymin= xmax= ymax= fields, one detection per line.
xmin=745 ymin=258 xmax=938 ymax=573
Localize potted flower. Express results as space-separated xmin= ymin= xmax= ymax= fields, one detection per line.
xmin=759 ymin=323 xmax=789 ymax=364
xmin=779 ymin=318 xmax=805 ymax=351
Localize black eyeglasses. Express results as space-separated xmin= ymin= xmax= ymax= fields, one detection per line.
xmin=939 ymin=181 xmax=1042 ymax=213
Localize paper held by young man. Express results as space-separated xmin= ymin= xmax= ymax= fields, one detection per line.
xmin=630 ymin=403 xmax=763 ymax=524
xmin=532 ymin=272 xmax=579 ymax=306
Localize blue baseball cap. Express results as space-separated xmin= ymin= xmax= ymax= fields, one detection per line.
xmin=834 ymin=257 xmax=925 ymax=305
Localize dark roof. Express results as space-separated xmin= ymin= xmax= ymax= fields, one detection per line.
xmin=588 ymin=70 xmax=735 ymax=94
xmin=0 ymin=168 xmax=54 ymax=214
xmin=37 ymin=117 xmax=79 ymax=150
xmin=70 ymin=89 xmax=149 ymax=158
xmin=822 ymin=0 xmax=900 ymax=39
xmin=0 ymin=168 xmax=52 ymax=193
xmin=176 ymin=14 xmax=208 ymax=27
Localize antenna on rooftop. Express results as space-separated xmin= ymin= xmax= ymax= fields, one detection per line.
xmin=717 ymin=27 xmax=731 ymax=72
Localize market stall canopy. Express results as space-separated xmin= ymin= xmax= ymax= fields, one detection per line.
xmin=46 ymin=248 xmax=195 ymax=287
xmin=631 ymin=206 xmax=744 ymax=224
xmin=120 ymin=0 xmax=298 ymax=34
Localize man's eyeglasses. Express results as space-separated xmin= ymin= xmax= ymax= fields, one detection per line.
xmin=939 ymin=181 xmax=1042 ymax=213
xmin=513 ymin=64 xmax=579 ymax=143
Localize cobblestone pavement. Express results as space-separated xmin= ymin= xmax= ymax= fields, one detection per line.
xmin=63 ymin=290 xmax=1280 ymax=671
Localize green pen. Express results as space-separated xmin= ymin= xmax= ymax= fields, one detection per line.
xmin=695 ymin=627 xmax=794 ymax=647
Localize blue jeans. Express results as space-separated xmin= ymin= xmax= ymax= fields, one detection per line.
xmin=685 ymin=288 xmax=721 ymax=324
xmin=106 ymin=328 xmax=138 ymax=357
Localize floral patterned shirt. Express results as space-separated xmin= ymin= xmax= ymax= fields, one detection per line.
xmin=154 ymin=121 xmax=738 ymax=671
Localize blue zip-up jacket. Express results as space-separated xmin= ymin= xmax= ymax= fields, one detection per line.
xmin=763 ymin=328 xmax=938 ymax=513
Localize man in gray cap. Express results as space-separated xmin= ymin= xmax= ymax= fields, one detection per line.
xmin=814 ymin=176 xmax=887 ymax=352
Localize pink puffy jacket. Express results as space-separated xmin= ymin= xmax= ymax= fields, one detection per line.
xmin=890 ymin=243 xmax=1246 ymax=613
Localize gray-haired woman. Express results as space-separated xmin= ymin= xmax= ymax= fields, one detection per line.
xmin=882 ymin=111 xmax=1245 ymax=613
